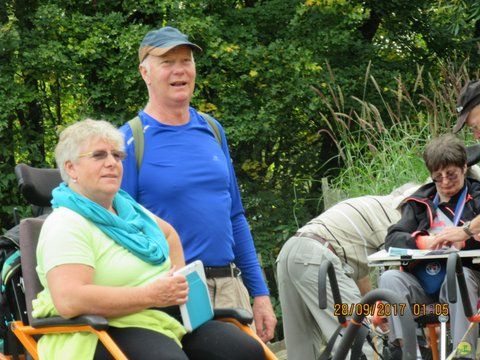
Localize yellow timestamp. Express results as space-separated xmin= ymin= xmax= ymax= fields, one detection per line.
xmin=333 ymin=302 xmax=407 ymax=317
xmin=411 ymin=303 xmax=449 ymax=317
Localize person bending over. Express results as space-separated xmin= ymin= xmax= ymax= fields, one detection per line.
xmin=277 ymin=182 xmax=419 ymax=360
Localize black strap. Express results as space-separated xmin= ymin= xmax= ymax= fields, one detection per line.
xmin=204 ymin=265 xmax=241 ymax=278
xmin=366 ymin=333 xmax=385 ymax=360
xmin=318 ymin=325 xmax=343 ymax=360
xmin=317 ymin=324 xmax=382 ymax=360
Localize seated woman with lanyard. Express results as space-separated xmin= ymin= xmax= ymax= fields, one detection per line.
xmin=32 ymin=119 xmax=265 ymax=360
xmin=379 ymin=133 xmax=480 ymax=360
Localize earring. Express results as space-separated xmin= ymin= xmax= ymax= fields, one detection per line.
xmin=72 ymin=178 xmax=78 ymax=183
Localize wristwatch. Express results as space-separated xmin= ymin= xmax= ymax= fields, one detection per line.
xmin=463 ymin=220 xmax=475 ymax=237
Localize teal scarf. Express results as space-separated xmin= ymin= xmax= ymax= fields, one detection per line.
xmin=51 ymin=182 xmax=169 ymax=265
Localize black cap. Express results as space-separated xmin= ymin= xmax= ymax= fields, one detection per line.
xmin=453 ymin=80 xmax=480 ymax=133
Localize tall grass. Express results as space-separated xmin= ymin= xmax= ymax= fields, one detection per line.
xmin=315 ymin=61 xmax=478 ymax=198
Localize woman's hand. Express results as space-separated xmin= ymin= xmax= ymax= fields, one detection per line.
xmin=145 ymin=268 xmax=189 ymax=307
xmin=416 ymin=235 xmax=439 ymax=250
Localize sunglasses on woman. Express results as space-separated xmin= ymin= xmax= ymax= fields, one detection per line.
xmin=78 ymin=150 xmax=127 ymax=162
xmin=431 ymin=171 xmax=460 ymax=183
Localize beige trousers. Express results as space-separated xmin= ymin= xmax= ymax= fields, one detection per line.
xmin=207 ymin=274 xmax=255 ymax=331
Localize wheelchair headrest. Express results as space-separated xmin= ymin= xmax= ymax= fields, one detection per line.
xmin=467 ymin=144 xmax=480 ymax=168
xmin=15 ymin=164 xmax=62 ymax=207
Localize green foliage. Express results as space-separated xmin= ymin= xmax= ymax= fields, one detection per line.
xmin=320 ymin=62 xmax=480 ymax=198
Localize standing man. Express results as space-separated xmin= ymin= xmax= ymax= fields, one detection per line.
xmin=119 ymin=26 xmax=276 ymax=342
xmin=276 ymin=183 xmax=419 ymax=360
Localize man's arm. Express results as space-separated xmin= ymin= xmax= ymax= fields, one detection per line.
xmin=217 ymin=120 xmax=277 ymax=341
xmin=469 ymin=215 xmax=480 ymax=237
xmin=467 ymin=164 xmax=480 ymax=181
xmin=231 ymin=213 xmax=277 ymax=341
xmin=252 ymin=295 xmax=277 ymax=342
xmin=356 ymin=276 xmax=372 ymax=296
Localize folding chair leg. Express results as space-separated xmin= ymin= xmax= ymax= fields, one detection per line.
xmin=96 ymin=330 xmax=128 ymax=360
xmin=11 ymin=321 xmax=128 ymax=360
xmin=10 ymin=323 xmax=37 ymax=360
xmin=426 ymin=324 xmax=439 ymax=360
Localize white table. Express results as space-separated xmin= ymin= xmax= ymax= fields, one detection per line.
xmin=368 ymin=249 xmax=480 ymax=267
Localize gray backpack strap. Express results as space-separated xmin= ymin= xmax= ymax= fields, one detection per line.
xmin=199 ymin=112 xmax=223 ymax=147
xmin=127 ymin=116 xmax=144 ymax=171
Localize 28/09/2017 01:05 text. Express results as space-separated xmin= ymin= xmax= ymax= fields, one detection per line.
xmin=333 ymin=302 xmax=449 ymax=317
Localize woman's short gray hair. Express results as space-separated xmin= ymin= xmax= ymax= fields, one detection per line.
xmin=55 ymin=118 xmax=125 ymax=182
xmin=423 ymin=133 xmax=467 ymax=174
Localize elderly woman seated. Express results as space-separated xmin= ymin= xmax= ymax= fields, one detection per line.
xmin=379 ymin=134 xmax=480 ymax=360
xmin=32 ymin=119 xmax=265 ymax=360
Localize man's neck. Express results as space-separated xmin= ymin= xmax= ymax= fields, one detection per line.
xmin=143 ymin=101 xmax=190 ymax=125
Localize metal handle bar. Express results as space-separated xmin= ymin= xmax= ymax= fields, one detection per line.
xmin=447 ymin=252 xmax=480 ymax=321
xmin=318 ymin=260 xmax=347 ymax=325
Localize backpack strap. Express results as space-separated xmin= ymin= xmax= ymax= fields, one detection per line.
xmin=199 ymin=112 xmax=223 ymax=147
xmin=128 ymin=116 xmax=144 ymax=171
xmin=128 ymin=113 xmax=222 ymax=171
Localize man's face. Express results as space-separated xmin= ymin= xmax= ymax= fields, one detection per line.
xmin=466 ymin=105 xmax=480 ymax=139
xmin=141 ymin=45 xmax=196 ymax=106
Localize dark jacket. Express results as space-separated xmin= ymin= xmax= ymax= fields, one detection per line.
xmin=385 ymin=178 xmax=480 ymax=252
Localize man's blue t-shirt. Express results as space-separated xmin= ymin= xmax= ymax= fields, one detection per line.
xmin=120 ymin=108 xmax=269 ymax=297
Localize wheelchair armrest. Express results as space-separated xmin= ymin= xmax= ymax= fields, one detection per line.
xmin=31 ymin=314 xmax=109 ymax=330
xmin=213 ymin=308 xmax=253 ymax=325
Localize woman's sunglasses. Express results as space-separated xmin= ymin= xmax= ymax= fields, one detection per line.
xmin=78 ymin=150 xmax=127 ymax=162
xmin=431 ymin=171 xmax=460 ymax=183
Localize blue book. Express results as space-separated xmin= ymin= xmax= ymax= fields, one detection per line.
xmin=174 ymin=260 xmax=214 ymax=332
